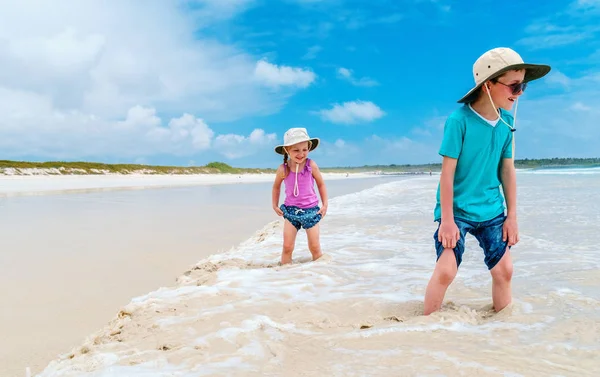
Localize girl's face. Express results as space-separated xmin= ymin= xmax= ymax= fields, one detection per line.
xmin=285 ymin=141 xmax=310 ymax=164
xmin=487 ymin=69 xmax=526 ymax=111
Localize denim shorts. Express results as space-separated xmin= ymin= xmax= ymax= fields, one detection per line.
xmin=433 ymin=212 xmax=510 ymax=270
xmin=280 ymin=204 xmax=322 ymax=230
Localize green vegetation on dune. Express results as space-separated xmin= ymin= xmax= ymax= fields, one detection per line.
xmin=321 ymin=158 xmax=600 ymax=173
xmin=0 ymin=160 xmax=275 ymax=175
xmin=0 ymin=157 xmax=599 ymax=175
xmin=514 ymin=157 xmax=600 ymax=169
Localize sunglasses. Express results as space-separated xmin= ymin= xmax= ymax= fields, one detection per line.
xmin=496 ymin=81 xmax=527 ymax=95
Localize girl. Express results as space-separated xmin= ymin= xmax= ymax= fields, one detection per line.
xmin=272 ymin=127 xmax=328 ymax=265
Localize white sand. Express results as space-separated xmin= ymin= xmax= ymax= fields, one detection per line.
xmin=0 ymin=172 xmax=379 ymax=197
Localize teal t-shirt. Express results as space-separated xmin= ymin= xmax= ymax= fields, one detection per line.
xmin=433 ymin=105 xmax=513 ymax=222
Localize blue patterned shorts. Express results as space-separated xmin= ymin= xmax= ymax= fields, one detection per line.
xmin=433 ymin=213 xmax=510 ymax=270
xmin=280 ymin=204 xmax=322 ymax=230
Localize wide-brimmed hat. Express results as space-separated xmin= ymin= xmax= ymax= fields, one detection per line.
xmin=458 ymin=47 xmax=551 ymax=103
xmin=274 ymin=127 xmax=320 ymax=155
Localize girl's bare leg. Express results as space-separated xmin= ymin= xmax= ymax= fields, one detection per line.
xmin=305 ymin=224 xmax=323 ymax=261
xmin=281 ymin=220 xmax=298 ymax=264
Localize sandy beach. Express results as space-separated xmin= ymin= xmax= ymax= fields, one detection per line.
xmin=25 ymin=168 xmax=600 ymax=377
xmin=0 ymin=172 xmax=381 ymax=198
xmin=0 ymin=173 xmax=406 ymax=377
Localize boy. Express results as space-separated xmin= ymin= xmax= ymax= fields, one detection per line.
xmin=423 ymin=47 xmax=551 ymax=315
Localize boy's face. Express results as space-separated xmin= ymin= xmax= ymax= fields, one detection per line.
xmin=286 ymin=141 xmax=310 ymax=164
xmin=488 ymin=69 xmax=526 ymax=111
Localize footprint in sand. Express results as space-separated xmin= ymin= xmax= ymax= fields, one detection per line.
xmin=177 ymin=258 xmax=281 ymax=286
xmin=359 ymin=316 xmax=404 ymax=330
xmin=356 ymin=301 xmax=425 ymax=330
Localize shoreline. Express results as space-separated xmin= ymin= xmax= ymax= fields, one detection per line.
xmin=6 ymin=166 xmax=595 ymax=198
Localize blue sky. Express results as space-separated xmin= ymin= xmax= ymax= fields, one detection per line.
xmin=0 ymin=0 xmax=598 ymax=168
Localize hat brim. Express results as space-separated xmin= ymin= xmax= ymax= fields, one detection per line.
xmin=274 ymin=138 xmax=320 ymax=155
xmin=457 ymin=63 xmax=552 ymax=104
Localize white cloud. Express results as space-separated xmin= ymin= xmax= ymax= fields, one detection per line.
xmin=166 ymin=114 xmax=215 ymax=151
xmin=505 ymin=88 xmax=600 ymax=159
xmin=302 ymin=45 xmax=323 ymax=60
xmin=0 ymin=93 xmax=283 ymax=161
xmin=337 ymin=67 xmax=352 ymax=78
xmin=416 ymin=0 xmax=452 ymax=13
xmin=309 ymin=138 xmax=362 ymax=165
xmin=573 ymin=0 xmax=600 ymax=12
xmin=0 ymin=1 xmax=277 ymax=120
xmin=214 ymin=129 xmax=277 ymax=159
xmin=518 ymin=33 xmax=590 ymax=49
xmin=364 ymin=135 xmax=440 ymax=164
xmin=188 ymin=0 xmax=257 ymax=22
xmin=254 ymin=59 xmax=317 ymax=88
xmin=291 ymin=0 xmax=335 ymax=4
xmin=336 ymin=67 xmax=379 ymax=87
xmin=377 ymin=13 xmax=405 ymax=23
xmin=318 ymin=100 xmax=385 ymax=124
xmin=0 ymin=0 xmax=312 ymax=161
xmin=0 ymin=96 xmax=217 ymax=159
xmin=410 ymin=115 xmax=446 ymax=138
xmin=338 ymin=10 xmax=404 ymax=30
xmin=120 ymin=106 xmax=161 ymax=129
xmin=334 ymin=139 xmax=346 ymax=148
xmin=312 ymin=134 xmax=439 ymax=165
xmin=518 ymin=2 xmax=600 ymax=49
xmin=571 ymin=102 xmax=592 ymax=111
xmin=545 ymin=70 xmax=572 ymax=89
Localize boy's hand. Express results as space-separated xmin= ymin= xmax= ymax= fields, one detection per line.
xmin=439 ymin=220 xmax=460 ymax=249
xmin=317 ymin=205 xmax=328 ymax=218
xmin=273 ymin=206 xmax=283 ymax=216
xmin=503 ymin=216 xmax=519 ymax=246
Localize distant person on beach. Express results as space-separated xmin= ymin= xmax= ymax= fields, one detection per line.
xmin=272 ymin=128 xmax=329 ymax=264
xmin=423 ymin=48 xmax=551 ymax=315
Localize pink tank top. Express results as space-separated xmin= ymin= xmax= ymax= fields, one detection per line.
xmin=283 ymin=158 xmax=319 ymax=209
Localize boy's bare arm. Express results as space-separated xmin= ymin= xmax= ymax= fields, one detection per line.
xmin=440 ymin=156 xmax=457 ymax=222
xmin=501 ymin=158 xmax=519 ymax=245
xmin=439 ymin=156 xmax=460 ymax=248
xmin=501 ymin=158 xmax=517 ymax=219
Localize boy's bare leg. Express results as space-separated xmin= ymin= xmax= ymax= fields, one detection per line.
xmin=281 ymin=220 xmax=298 ymax=264
xmin=490 ymin=249 xmax=513 ymax=312
xmin=305 ymin=224 xmax=323 ymax=261
xmin=424 ymin=249 xmax=458 ymax=315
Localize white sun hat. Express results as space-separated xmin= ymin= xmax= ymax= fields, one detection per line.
xmin=458 ymin=47 xmax=551 ymax=103
xmin=274 ymin=127 xmax=320 ymax=155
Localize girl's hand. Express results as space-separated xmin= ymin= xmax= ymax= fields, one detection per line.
xmin=503 ymin=216 xmax=519 ymax=246
xmin=438 ymin=220 xmax=460 ymax=249
xmin=273 ymin=206 xmax=283 ymax=216
xmin=317 ymin=205 xmax=328 ymax=218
